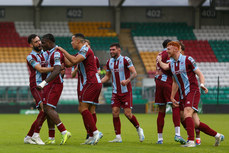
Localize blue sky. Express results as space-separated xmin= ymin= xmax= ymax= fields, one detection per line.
xmin=0 ymin=0 xmax=210 ymax=6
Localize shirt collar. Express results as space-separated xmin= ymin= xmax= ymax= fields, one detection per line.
xmin=49 ymin=45 xmax=58 ymax=53
xmin=31 ymin=50 xmax=43 ymax=55
xmin=113 ymin=55 xmax=122 ymax=61
xmin=171 ymin=54 xmax=182 ymax=63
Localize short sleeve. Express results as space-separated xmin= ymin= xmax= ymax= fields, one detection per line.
xmin=79 ymin=45 xmax=89 ymax=59
xmin=106 ymin=60 xmax=110 ymax=72
xmin=54 ymin=51 xmax=61 ymax=66
xmin=27 ymin=55 xmax=39 ymax=68
xmin=124 ymin=56 xmax=133 ymax=68
xmin=187 ymin=56 xmax=198 ymax=71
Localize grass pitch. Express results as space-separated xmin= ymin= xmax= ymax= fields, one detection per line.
xmin=0 ymin=113 xmax=228 ymax=153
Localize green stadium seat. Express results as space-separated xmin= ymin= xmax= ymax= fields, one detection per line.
xmin=0 ymin=86 xmax=6 ymax=100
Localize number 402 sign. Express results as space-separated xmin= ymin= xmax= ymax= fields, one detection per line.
xmin=67 ymin=8 xmax=83 ymax=18
xmin=146 ymin=9 xmax=161 ymax=18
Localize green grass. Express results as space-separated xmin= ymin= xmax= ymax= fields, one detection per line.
xmin=0 ymin=114 xmax=228 ymax=153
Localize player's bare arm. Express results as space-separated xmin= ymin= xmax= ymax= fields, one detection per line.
xmin=34 ymin=64 xmax=53 ymax=73
xmin=56 ymin=46 xmax=85 ymax=65
xmin=157 ymin=55 xmax=170 ymax=70
xmin=101 ymin=71 xmax=112 ymax=83
xmin=71 ymin=66 xmax=78 ymax=78
xmin=64 ymin=56 xmax=74 ymax=68
xmin=121 ymin=66 xmax=137 ymax=86
xmin=194 ymin=68 xmax=208 ymax=94
xmin=171 ymin=77 xmax=179 ymax=107
xmin=37 ymin=65 xmax=62 ymax=90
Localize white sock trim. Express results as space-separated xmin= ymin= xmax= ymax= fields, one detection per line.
xmin=116 ymin=134 xmax=121 ymax=139
xmin=175 ymin=126 xmax=180 ymax=136
xmin=57 ymin=122 xmax=62 ymax=127
xmin=158 ymin=133 xmax=163 ymax=141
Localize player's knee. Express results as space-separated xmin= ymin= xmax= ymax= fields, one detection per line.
xmin=112 ymin=110 xmax=119 ymax=117
xmin=158 ymin=105 xmax=166 ymax=112
xmin=124 ymin=112 xmax=132 ymax=119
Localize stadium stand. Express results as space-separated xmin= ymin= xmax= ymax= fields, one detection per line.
xmin=0 ymin=21 xmax=124 ymax=105
xmin=1 ymin=21 xmax=228 ymax=105
xmin=122 ymin=22 xmax=229 ymax=104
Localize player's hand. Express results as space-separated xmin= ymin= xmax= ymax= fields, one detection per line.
xmin=55 ymin=46 xmax=64 ymax=52
xmin=36 ymin=80 xmax=46 ymax=90
xmin=121 ymin=79 xmax=130 ymax=86
xmin=171 ymin=97 xmax=179 ymax=107
xmin=156 ymin=55 xmax=162 ymax=63
xmin=61 ymin=63 xmax=65 ymax=70
xmin=36 ymin=85 xmax=43 ymax=90
xmin=200 ymin=84 xmax=208 ymax=94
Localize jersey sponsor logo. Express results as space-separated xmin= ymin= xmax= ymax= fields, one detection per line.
xmin=111 ymin=68 xmax=124 ymax=72
xmin=125 ymin=102 xmax=128 ymax=106
xmin=187 ymin=101 xmax=190 ymax=104
xmin=172 ymin=69 xmax=186 ymax=75
xmin=54 ymin=57 xmax=60 ymax=63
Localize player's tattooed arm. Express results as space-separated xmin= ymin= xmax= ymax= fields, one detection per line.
xmin=37 ymin=65 xmax=62 ymax=90
xmin=121 ymin=66 xmax=137 ymax=86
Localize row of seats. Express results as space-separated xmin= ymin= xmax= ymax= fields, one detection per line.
xmin=134 ymin=36 xmax=177 ymax=51
xmin=201 ymin=87 xmax=229 ymax=104
xmin=140 ymin=52 xmax=159 ymax=72
xmin=122 ymin=22 xmax=196 ymax=40
xmin=0 ymin=47 xmax=31 ymax=63
xmin=181 ymin=40 xmax=218 ymax=62
xmin=194 ymin=26 xmax=229 ymax=40
xmin=15 ymin=21 xmax=72 ymax=37
xmin=69 ymin=21 xmax=116 ymax=37
xmin=198 ymin=62 xmax=229 ymax=87
xmin=0 ymin=63 xmax=79 ymax=102
xmin=209 ymin=40 xmax=229 ymax=62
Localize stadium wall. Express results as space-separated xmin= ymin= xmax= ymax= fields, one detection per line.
xmin=1 ymin=6 xmax=228 ymax=26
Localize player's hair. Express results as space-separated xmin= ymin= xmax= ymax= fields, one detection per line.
xmin=167 ymin=41 xmax=180 ymax=49
xmin=28 ymin=34 xmax=38 ymax=44
xmin=42 ymin=33 xmax=55 ymax=43
xmin=179 ymin=41 xmax=185 ymax=51
xmin=162 ymin=39 xmax=172 ymax=49
xmin=74 ymin=33 xmax=85 ymax=43
xmin=85 ymin=39 xmax=91 ymax=45
xmin=110 ymin=43 xmax=121 ymax=49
